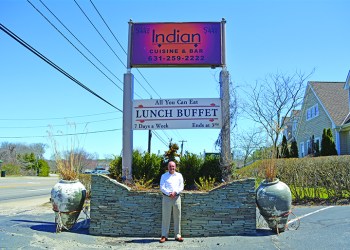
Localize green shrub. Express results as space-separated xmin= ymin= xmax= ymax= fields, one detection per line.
xmin=133 ymin=175 xmax=154 ymax=191
xmin=1 ymin=164 xmax=21 ymax=176
xmin=109 ymin=151 xmax=163 ymax=184
xmin=178 ymin=153 xmax=203 ymax=188
xmin=38 ymin=159 xmax=50 ymax=177
xmin=78 ymin=173 xmax=91 ymax=198
xmin=195 ymin=176 xmax=216 ymax=191
xmin=238 ymin=156 xmax=350 ymax=201
xmin=200 ymin=155 xmax=222 ymax=182
xmin=132 ymin=150 xmax=163 ymax=182
xmin=109 ymin=155 xmax=122 ymax=180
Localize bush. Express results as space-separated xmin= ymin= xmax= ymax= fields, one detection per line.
xmin=109 ymin=155 xmax=122 ymax=180
xmin=109 ymin=151 xmax=163 ymax=184
xmin=195 ymin=176 xmax=216 ymax=191
xmin=132 ymin=150 xmax=163 ymax=182
xmin=237 ymin=156 xmax=350 ymax=202
xmin=78 ymin=173 xmax=91 ymax=198
xmin=178 ymin=153 xmax=203 ymax=188
xmin=200 ymin=155 xmax=222 ymax=181
xmin=38 ymin=159 xmax=50 ymax=177
xmin=1 ymin=164 xmax=21 ymax=176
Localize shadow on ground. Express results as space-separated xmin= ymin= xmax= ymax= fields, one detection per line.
xmin=11 ymin=219 xmax=90 ymax=235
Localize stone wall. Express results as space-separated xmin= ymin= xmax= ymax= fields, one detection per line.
xmin=89 ymin=175 xmax=256 ymax=237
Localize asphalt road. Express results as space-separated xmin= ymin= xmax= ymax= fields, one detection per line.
xmin=0 ymin=177 xmax=350 ymax=249
xmin=0 ymin=176 xmax=59 ymax=202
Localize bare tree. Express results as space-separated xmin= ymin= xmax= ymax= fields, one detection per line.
xmin=237 ymin=127 xmax=265 ymax=166
xmin=243 ymin=70 xmax=314 ymax=155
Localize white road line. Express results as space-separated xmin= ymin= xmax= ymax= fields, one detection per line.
xmin=288 ymin=206 xmax=335 ymax=225
xmin=26 ymin=189 xmax=49 ymax=192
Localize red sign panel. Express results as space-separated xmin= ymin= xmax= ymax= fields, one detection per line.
xmin=130 ymin=22 xmax=223 ymax=67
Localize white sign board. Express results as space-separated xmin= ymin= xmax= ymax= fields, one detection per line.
xmin=133 ymin=98 xmax=222 ymax=130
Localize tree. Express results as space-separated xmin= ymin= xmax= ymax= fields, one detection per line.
xmin=280 ymin=135 xmax=290 ymax=158
xmin=38 ymin=159 xmax=50 ymax=177
xmin=237 ymin=128 xmax=265 ymax=166
xmin=290 ymin=140 xmax=299 ymax=158
xmin=321 ymin=128 xmax=338 ymax=156
xmin=164 ymin=141 xmax=180 ymax=164
xmin=243 ymin=70 xmax=313 ymax=157
xmin=327 ymin=129 xmax=338 ymax=155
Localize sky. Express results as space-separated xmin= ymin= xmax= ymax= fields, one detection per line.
xmin=0 ymin=0 xmax=349 ymax=160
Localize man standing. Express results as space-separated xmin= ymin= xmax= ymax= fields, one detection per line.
xmin=159 ymin=161 xmax=184 ymax=243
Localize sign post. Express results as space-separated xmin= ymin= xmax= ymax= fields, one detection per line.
xmin=122 ymin=20 xmax=134 ymax=182
xmin=220 ymin=68 xmax=231 ymax=182
xmin=122 ymin=72 xmax=133 ymax=182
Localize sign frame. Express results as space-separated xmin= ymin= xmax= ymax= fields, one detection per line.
xmin=128 ymin=20 xmax=226 ymax=68
xmin=132 ymin=98 xmax=222 ymax=130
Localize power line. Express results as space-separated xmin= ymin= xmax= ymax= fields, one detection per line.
xmin=0 ymin=117 xmax=121 ymax=129
xmin=74 ymin=0 xmax=126 ymax=68
xmin=78 ymin=1 xmax=178 ymax=146
xmin=0 ymin=22 xmax=122 ymax=113
xmin=153 ymin=131 xmax=168 ymax=147
xmin=89 ymin=0 xmax=127 ymax=54
xmin=89 ymin=0 xmax=161 ymax=99
xmin=0 ymin=128 xmax=122 ymax=139
xmin=77 ymin=0 xmax=151 ymax=98
xmin=89 ymin=0 xmax=174 ymax=145
xmin=0 ymin=111 xmax=119 ymax=121
xmin=27 ymin=0 xmax=124 ymax=92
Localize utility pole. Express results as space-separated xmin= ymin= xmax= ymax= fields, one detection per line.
xmin=179 ymin=140 xmax=187 ymax=156
xmin=148 ymin=130 xmax=152 ymax=154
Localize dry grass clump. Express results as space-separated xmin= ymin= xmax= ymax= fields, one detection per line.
xmin=48 ymin=124 xmax=85 ymax=181
xmin=263 ymin=158 xmax=277 ymax=182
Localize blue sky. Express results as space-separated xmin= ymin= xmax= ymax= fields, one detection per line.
xmin=0 ymin=0 xmax=349 ymax=160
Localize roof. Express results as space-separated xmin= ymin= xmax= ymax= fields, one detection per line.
xmin=309 ymin=81 xmax=349 ymax=126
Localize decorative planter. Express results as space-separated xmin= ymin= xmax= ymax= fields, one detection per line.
xmin=51 ymin=179 xmax=86 ymax=231
xmin=256 ymin=178 xmax=292 ymax=233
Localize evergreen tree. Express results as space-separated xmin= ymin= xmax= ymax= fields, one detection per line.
xmin=290 ymin=140 xmax=299 ymax=158
xmin=327 ymin=128 xmax=338 ymax=155
xmin=314 ymin=141 xmax=320 ymax=157
xmin=38 ymin=159 xmax=50 ymax=177
xmin=164 ymin=141 xmax=180 ymax=164
xmin=320 ymin=128 xmax=328 ymax=156
xmin=321 ymin=128 xmax=338 ymax=156
xmin=280 ymin=135 xmax=290 ymax=158
xmin=309 ymin=135 xmax=320 ymax=157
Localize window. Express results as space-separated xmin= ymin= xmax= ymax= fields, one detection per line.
xmin=306 ymin=140 xmax=310 ymax=154
xmin=306 ymin=104 xmax=319 ymax=121
xmin=300 ymin=142 xmax=304 ymax=157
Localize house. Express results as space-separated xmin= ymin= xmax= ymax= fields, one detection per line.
xmin=295 ymin=71 xmax=350 ymax=157
xmin=282 ymin=110 xmax=300 ymax=143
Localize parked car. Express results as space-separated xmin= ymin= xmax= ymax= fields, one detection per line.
xmin=92 ymin=169 xmax=110 ymax=175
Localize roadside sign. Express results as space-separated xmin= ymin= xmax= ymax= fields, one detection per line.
xmin=133 ymin=98 xmax=222 ymax=130
xmin=130 ymin=22 xmax=224 ymax=68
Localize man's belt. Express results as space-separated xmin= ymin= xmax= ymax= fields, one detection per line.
xmin=162 ymin=193 xmax=180 ymax=197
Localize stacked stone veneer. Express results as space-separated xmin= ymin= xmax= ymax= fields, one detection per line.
xmin=89 ymin=175 xmax=256 ymax=237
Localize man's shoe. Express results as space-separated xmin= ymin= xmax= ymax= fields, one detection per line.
xmin=159 ymin=236 xmax=168 ymax=243
xmin=175 ymin=237 xmax=184 ymax=242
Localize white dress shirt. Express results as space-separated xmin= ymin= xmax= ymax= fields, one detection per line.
xmin=160 ymin=171 xmax=184 ymax=196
